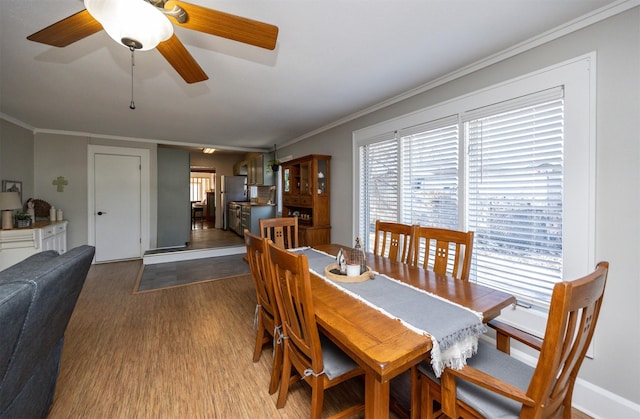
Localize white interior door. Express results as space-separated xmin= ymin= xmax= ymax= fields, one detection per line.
xmin=88 ymin=146 xmax=150 ymax=263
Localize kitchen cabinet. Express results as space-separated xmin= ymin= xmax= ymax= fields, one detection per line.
xmin=0 ymin=220 xmax=68 ymax=270
xmin=234 ymin=153 xmax=276 ymax=184
xmin=240 ymin=204 xmax=276 ymax=237
xmin=281 ymin=155 xmax=331 ymax=246
xmin=250 ymin=155 xmax=263 ymax=185
xmin=233 ymin=160 xmax=248 ymax=176
xmin=205 ymin=192 xmax=215 ymax=221
xmin=242 ymin=152 xmax=275 ymax=186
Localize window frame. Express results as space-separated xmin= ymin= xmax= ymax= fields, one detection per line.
xmin=352 ymin=54 xmax=595 ymax=334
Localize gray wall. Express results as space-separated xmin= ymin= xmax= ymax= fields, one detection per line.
xmin=0 ymin=5 xmax=637 ymax=413
xmin=34 ymin=133 xmax=89 ymax=249
xmin=157 ymin=147 xmax=190 ymax=247
xmin=278 ymin=7 xmax=640 ymax=408
xmin=0 ymin=119 xmax=34 ymax=204
xmin=30 ymin=133 xmax=159 ymax=250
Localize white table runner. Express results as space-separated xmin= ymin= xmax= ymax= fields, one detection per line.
xmin=298 ymin=247 xmax=486 ymax=376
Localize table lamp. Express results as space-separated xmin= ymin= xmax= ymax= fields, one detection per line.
xmin=0 ymin=192 xmax=22 ymax=229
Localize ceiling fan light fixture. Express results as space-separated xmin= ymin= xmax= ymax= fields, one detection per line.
xmin=84 ymin=0 xmax=173 ymax=51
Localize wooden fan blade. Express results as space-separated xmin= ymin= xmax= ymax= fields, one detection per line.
xmin=157 ymin=34 xmax=208 ymax=84
xmin=164 ymin=1 xmax=278 ymax=50
xmin=27 ymin=10 xmax=103 ymax=47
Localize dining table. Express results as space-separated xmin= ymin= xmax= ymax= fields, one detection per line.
xmin=307 ymin=244 xmax=516 ymax=419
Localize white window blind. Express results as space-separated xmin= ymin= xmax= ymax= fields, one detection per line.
xmin=400 ymin=116 xmax=460 ymax=230
xmin=466 ymin=89 xmax=564 ymax=305
xmin=357 ymin=89 xmax=567 ymax=306
xmin=359 ymin=133 xmax=399 ymax=251
xmin=356 ymin=56 xmax=593 ymax=318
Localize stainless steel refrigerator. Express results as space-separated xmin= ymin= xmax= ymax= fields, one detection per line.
xmin=221 ymin=175 xmax=247 ymax=230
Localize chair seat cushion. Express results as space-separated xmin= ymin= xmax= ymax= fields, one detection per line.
xmin=320 ymin=335 xmax=360 ymax=380
xmin=419 ymin=340 xmax=535 ymax=419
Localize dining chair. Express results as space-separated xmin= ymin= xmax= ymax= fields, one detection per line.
xmin=267 ymin=241 xmax=365 ymax=419
xmin=389 ymin=227 xmax=473 ymax=418
xmin=373 ymin=220 xmax=414 ymax=263
xmin=259 ymin=217 xmax=299 ymax=249
xmin=244 ymin=230 xmax=282 ymax=395
xmin=409 ymin=226 xmax=474 ymax=281
xmin=419 ymin=261 xmax=609 ymax=419
xmin=191 ymin=202 xmax=204 ymax=227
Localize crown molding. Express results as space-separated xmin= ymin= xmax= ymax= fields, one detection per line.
xmin=0 ymin=113 xmax=34 ymax=132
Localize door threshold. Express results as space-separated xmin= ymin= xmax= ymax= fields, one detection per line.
xmin=143 ymin=246 xmax=246 ymax=265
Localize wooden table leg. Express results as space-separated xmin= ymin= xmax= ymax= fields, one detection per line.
xmin=365 ymin=372 xmax=390 ymax=419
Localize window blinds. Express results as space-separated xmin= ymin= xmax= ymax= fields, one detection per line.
xmin=357 ymin=86 xmax=567 ymax=306
xmin=400 ymin=116 xmax=459 ymax=229
xmin=359 ymin=133 xmax=398 ymax=252
xmin=466 ymin=88 xmax=564 ymax=305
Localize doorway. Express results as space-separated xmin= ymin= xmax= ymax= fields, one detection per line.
xmin=88 ymin=145 xmax=150 ymax=262
xmin=188 ymin=170 xmax=244 ymax=249
xmin=190 ymin=170 xmax=215 ymax=230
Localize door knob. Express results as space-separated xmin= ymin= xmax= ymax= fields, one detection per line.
xmin=97 ymin=211 xmax=107 ymax=215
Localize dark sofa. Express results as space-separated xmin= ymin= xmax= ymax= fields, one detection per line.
xmin=0 ymin=245 xmax=95 ymax=419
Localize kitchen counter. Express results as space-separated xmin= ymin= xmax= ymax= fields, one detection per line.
xmin=235 ymin=202 xmax=276 ymax=207
xmin=228 ymin=202 xmax=276 ymax=237
xmin=230 ymin=203 xmax=276 ymax=237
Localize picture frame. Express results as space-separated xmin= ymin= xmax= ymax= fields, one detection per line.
xmin=2 ymin=180 xmax=22 ymax=202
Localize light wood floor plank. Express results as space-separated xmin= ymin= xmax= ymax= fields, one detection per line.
xmin=49 ymin=260 xmax=366 ymax=418
xmin=48 ymin=257 xmax=591 ymax=419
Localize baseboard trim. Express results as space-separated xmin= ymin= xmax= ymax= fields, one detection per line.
xmin=572 ymin=376 xmax=640 ymax=419
xmin=480 ymin=336 xmax=640 ymax=418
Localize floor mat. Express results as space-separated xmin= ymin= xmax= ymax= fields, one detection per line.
xmin=135 ymin=253 xmax=251 ymax=292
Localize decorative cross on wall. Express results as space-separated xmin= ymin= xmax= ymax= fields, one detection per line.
xmin=52 ymin=176 xmax=68 ymax=192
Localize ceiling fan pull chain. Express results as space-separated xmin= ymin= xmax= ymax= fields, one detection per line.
xmin=129 ymin=46 xmax=136 ymax=110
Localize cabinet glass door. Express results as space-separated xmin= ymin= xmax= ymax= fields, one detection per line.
xmin=300 ymin=162 xmax=311 ymax=195
xmin=283 ymin=167 xmax=291 ymax=193
xmin=317 ymin=159 xmax=328 ymax=194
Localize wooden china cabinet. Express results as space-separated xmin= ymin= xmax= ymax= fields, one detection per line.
xmin=281 ymin=155 xmax=331 ymax=246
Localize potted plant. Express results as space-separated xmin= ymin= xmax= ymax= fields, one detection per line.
xmin=268 ymin=158 xmax=280 ymax=173
xmin=14 ymin=211 xmax=32 ymax=228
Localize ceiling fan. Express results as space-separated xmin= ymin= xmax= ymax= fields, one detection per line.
xmin=26 ymin=0 xmax=279 ymax=84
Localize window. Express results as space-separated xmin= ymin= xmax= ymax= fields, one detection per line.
xmin=359 ymin=133 xmax=398 ymax=246
xmin=466 ymin=90 xmax=564 ymax=304
xmin=354 ymin=56 xmax=594 ymax=310
xmin=190 ymin=172 xmax=215 ymax=202
xmin=400 ymin=117 xmax=460 ymax=231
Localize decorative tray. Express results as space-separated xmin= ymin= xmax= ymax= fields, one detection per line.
xmin=324 ymin=263 xmax=374 ymax=283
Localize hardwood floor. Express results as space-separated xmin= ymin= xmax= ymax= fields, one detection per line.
xmin=48 ymin=254 xmax=593 ymax=418
xmin=48 ymin=259 xmax=367 ymax=418
xmin=187 ymin=219 xmax=245 ymax=250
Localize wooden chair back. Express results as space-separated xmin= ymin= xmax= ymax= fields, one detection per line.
xmin=244 ymin=230 xmax=281 ymax=394
xmin=267 ymin=242 xmax=323 ymax=379
xmin=410 ymin=226 xmax=474 ymax=280
xmin=259 ymin=217 xmax=298 ymax=249
xmin=438 ymin=262 xmax=609 ymax=418
xmin=373 ymin=220 xmax=414 ymax=263
xmin=267 ymin=242 xmax=364 ymax=418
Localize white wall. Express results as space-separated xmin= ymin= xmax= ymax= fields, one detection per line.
xmin=279 ymin=6 xmax=640 ymax=416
